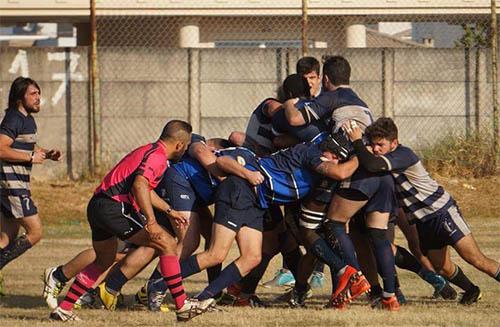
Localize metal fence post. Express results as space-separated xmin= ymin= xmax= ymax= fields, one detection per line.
xmin=89 ymin=0 xmax=101 ymax=174
xmin=491 ymin=0 xmax=499 ymax=160
xmin=302 ymin=0 xmax=308 ymax=57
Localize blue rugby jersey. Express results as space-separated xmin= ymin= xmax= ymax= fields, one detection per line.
xmin=0 ymin=109 xmax=37 ymax=196
xmin=271 ymin=108 xmax=328 ymax=143
xmin=243 ymin=98 xmax=279 ymax=154
xmin=172 ymin=147 xmax=258 ymax=206
xmin=295 ymin=87 xmax=370 ymax=128
xmin=380 ymin=145 xmax=454 ymax=223
xmin=251 ymin=143 xmax=324 ymax=208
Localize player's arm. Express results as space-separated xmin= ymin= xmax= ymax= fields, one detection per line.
xmin=344 ymin=122 xmax=389 ymax=173
xmin=131 ymin=175 xmax=157 ymax=227
xmin=216 ymin=155 xmax=264 ymax=186
xmin=189 ymin=141 xmax=225 ymax=179
xmin=262 ymin=100 xmax=282 ymax=118
xmin=150 ymin=190 xmax=187 ymax=225
xmin=314 ymin=156 xmax=359 ymax=181
xmin=0 ymin=134 xmax=45 ymax=163
xmin=283 ymin=98 xmax=306 ymax=126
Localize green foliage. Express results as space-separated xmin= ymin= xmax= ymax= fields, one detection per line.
xmin=455 ymin=22 xmax=489 ymax=48
xmin=421 ymin=131 xmax=498 ymax=178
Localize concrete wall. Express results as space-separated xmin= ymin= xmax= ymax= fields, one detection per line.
xmin=0 ymin=47 xmax=494 ymax=179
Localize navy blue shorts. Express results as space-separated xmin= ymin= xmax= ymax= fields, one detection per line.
xmin=0 ymin=194 xmax=38 ymax=219
xmin=416 ymin=205 xmax=471 ymax=255
xmin=87 ymin=195 xmax=146 ymax=241
xmin=339 ymin=168 xmax=397 ymax=214
xmin=163 ymin=167 xmax=199 ymax=212
xmin=214 ymin=176 xmax=266 ymax=232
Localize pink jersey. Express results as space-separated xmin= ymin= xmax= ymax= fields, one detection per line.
xmin=95 ymin=142 xmax=168 ymax=211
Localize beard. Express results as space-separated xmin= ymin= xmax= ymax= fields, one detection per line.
xmin=22 ymin=99 xmax=40 ymax=113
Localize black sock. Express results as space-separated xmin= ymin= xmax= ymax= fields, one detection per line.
xmin=180 ymin=255 xmax=201 ymax=279
xmin=207 ymin=263 xmax=222 ymax=284
xmin=323 ymin=220 xmax=359 ymax=269
xmin=495 ymin=266 xmax=500 ymax=282
xmin=295 ymin=280 xmax=310 ymax=294
xmin=241 ymin=254 xmax=273 ymax=294
xmin=449 ymin=266 xmax=475 ymax=292
xmin=282 ymin=247 xmax=302 ymax=277
xmin=0 ymin=234 xmax=32 ymax=269
xmin=197 ymin=262 xmax=242 ymax=300
xmin=149 ymin=266 xmax=162 ymax=281
xmin=309 ymin=238 xmax=345 ymax=273
xmin=53 ymin=265 xmax=70 ymax=283
xmin=394 ymin=245 xmax=422 ymax=274
xmin=369 ymin=228 xmax=396 ymax=296
xmin=106 ymin=268 xmax=129 ymax=294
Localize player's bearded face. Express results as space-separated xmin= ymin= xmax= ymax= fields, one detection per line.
xmin=22 ymin=85 xmax=41 ymax=113
xmin=371 ymin=137 xmax=397 ymax=155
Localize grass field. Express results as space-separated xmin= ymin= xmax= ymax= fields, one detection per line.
xmin=0 ymin=176 xmax=499 ymax=326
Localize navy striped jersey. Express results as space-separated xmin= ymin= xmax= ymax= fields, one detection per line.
xmin=243 ymin=98 xmax=279 ymax=154
xmin=249 ymin=143 xmax=324 ymax=208
xmin=295 ymin=87 xmax=369 ymax=126
xmin=0 ymin=109 xmax=37 ymax=196
xmin=271 ymin=108 xmax=328 ymax=143
xmin=172 ymin=147 xmax=257 ymax=206
xmin=380 ymin=145 xmax=454 ymax=223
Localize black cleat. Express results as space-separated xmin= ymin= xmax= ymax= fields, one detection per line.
xmin=460 ymin=285 xmax=482 ymax=305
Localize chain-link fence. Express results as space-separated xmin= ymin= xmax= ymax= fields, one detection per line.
xmin=1 ymin=1 xmax=499 ymax=177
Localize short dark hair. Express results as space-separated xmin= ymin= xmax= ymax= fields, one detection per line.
xmin=322 ymin=56 xmax=351 ymax=86
xmin=282 ymin=74 xmax=311 ymax=100
xmin=8 ymin=76 xmax=40 ymax=110
xmin=160 ymin=120 xmax=192 ymax=141
xmin=296 ymin=56 xmax=320 ymax=76
xmin=365 ymin=117 xmax=398 ymax=142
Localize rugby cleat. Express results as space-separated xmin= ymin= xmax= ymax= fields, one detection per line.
xmin=176 ymin=298 xmax=216 ymax=322
xmin=49 ymin=307 xmax=81 ymax=321
xmin=42 ymin=267 xmax=66 ymax=309
xmin=97 ymin=283 xmax=118 ymax=311
xmin=147 ymin=278 xmax=169 ymax=312
xmin=460 ymin=285 xmax=482 ymax=305
xmin=420 ymin=270 xmax=457 ymax=299
xmin=309 ymin=271 xmax=325 ymax=289
xmin=134 ymin=284 xmax=148 ymax=307
xmin=274 ymin=286 xmax=312 ymax=304
xmin=435 ymin=283 xmax=458 ymax=300
xmin=262 ymin=268 xmax=295 ymax=288
xmin=395 ymin=288 xmax=407 ymax=305
xmin=233 ymin=294 xmax=268 ymax=308
xmin=329 ymin=266 xmax=371 ymax=309
xmin=371 ymin=295 xmax=400 ymax=311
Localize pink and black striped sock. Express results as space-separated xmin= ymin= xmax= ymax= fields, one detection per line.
xmin=159 ymin=255 xmax=187 ymax=310
xmin=59 ymin=263 xmax=103 ymax=311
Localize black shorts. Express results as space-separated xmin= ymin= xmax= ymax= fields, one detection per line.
xmin=0 ymin=194 xmax=38 ymax=219
xmin=213 ymin=176 xmax=266 ymax=232
xmin=263 ymin=205 xmax=283 ymax=231
xmin=416 ymin=205 xmax=471 ymax=255
xmin=87 ymin=195 xmax=146 ymax=241
xmin=339 ymin=168 xmax=397 ymax=214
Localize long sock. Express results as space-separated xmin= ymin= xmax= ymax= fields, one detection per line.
xmin=106 ymin=268 xmax=129 ymax=294
xmin=59 ymin=263 xmax=103 ymax=311
xmin=159 ymin=255 xmax=187 ymax=310
xmin=0 ymin=235 xmax=32 ymax=269
xmin=282 ymin=247 xmax=302 ymax=277
xmin=240 ymin=254 xmax=273 ymax=294
xmin=197 ymin=262 xmax=242 ymax=301
xmin=323 ymin=220 xmax=359 ymax=269
xmin=495 ymin=266 xmax=500 ymax=282
xmin=369 ymin=228 xmax=396 ymax=296
xmin=394 ymin=245 xmax=421 ymax=274
xmin=53 ymin=265 xmax=70 ymax=283
xmin=149 ymin=266 xmax=162 ymax=280
xmin=207 ymin=263 xmax=222 ymax=284
xmin=448 ymin=265 xmax=475 ymax=292
xmin=180 ymin=255 xmax=201 ymax=279
xmin=309 ymin=238 xmax=345 ymax=273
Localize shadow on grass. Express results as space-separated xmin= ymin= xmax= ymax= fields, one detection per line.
xmin=0 ymin=294 xmax=46 ymax=309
